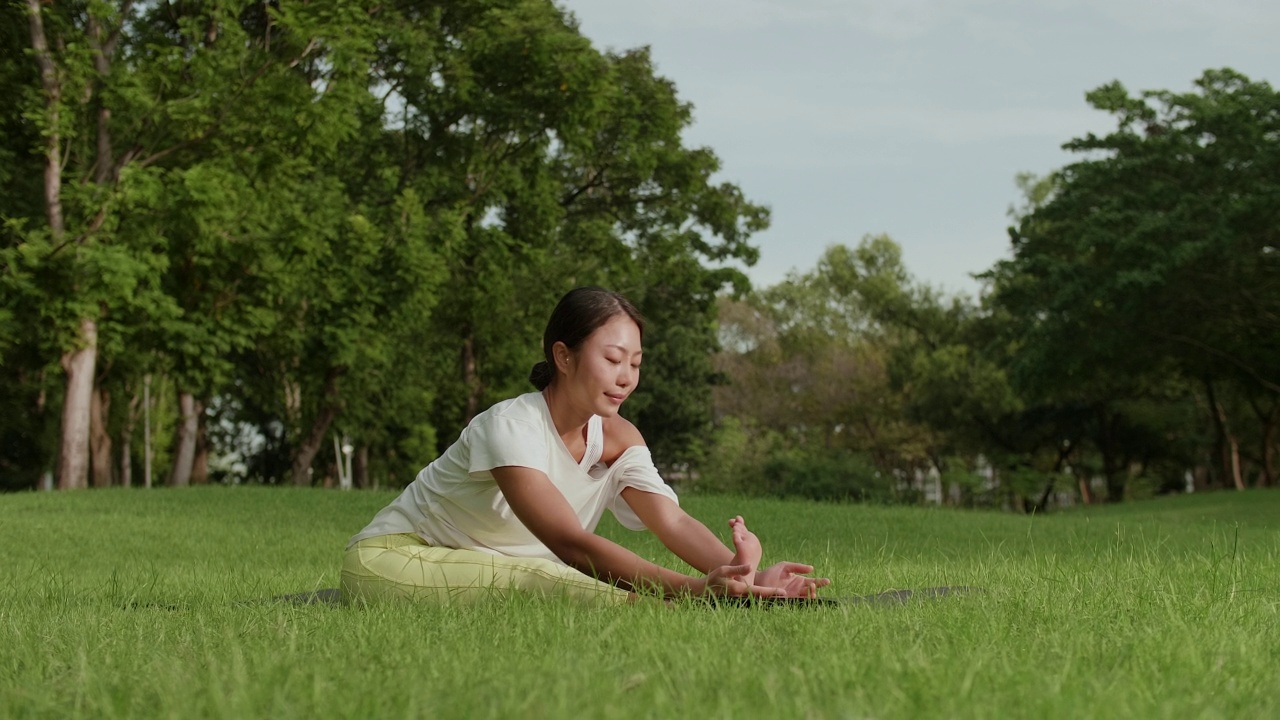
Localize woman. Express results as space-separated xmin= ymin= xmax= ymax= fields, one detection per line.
xmin=342 ymin=287 xmax=830 ymax=604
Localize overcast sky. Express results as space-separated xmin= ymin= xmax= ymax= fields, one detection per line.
xmin=558 ymin=0 xmax=1279 ymax=297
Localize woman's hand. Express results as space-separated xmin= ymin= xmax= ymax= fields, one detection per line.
xmin=702 ymin=563 xmax=788 ymax=598
xmin=757 ymin=562 xmax=831 ymax=598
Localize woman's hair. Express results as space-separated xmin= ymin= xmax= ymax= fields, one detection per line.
xmin=529 ymin=287 xmax=646 ymax=390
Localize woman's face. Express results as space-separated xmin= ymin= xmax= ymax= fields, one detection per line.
xmin=557 ymin=314 xmax=642 ymax=418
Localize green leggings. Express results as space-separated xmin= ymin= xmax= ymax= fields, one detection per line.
xmin=341 ymin=533 xmax=632 ymax=605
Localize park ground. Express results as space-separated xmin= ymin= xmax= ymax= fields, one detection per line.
xmin=1 ymin=487 xmax=1277 ymax=719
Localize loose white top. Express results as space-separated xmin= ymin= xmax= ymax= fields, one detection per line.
xmin=347 ymin=391 xmax=678 ymax=563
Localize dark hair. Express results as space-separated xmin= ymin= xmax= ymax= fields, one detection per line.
xmin=529 ymin=287 xmax=645 ymax=390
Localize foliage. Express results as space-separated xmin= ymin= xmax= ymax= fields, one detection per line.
xmin=988 ymin=68 xmax=1280 ymax=496
xmin=760 ymin=447 xmax=892 ymax=502
xmin=708 ymin=236 xmax=982 ymax=503
xmin=5 ymin=7 xmax=1276 ymax=510
xmin=1 ymin=0 xmax=766 ymax=488
xmin=703 ymin=69 xmax=1279 ymax=508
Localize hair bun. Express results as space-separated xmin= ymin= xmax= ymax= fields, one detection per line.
xmin=529 ymin=361 xmax=554 ymax=390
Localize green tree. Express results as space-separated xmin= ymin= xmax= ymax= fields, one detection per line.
xmin=370 ymin=1 xmax=767 ymax=470
xmin=6 ymin=0 xmax=391 ymax=488
xmin=4 ymin=0 xmax=767 ymax=490
xmin=708 ymin=239 xmax=934 ymax=501
xmin=990 ymin=68 xmax=1280 ymax=493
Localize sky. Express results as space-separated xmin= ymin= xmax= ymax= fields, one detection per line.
xmin=558 ymin=0 xmax=1280 ymax=297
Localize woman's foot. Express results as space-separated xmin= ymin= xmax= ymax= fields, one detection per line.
xmin=728 ymin=515 xmax=762 ymax=586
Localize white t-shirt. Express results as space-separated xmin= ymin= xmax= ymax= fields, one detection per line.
xmin=347 ymin=391 xmax=679 ymax=563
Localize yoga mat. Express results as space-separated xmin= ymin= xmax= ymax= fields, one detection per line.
xmin=263 ymin=586 xmax=983 ymax=607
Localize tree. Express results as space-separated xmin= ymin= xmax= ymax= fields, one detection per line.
xmin=4 ymin=0 xmax=767 ymax=489
xmin=7 ymin=0 xmax=386 ymax=488
xmin=370 ymin=1 xmax=767 ymax=470
xmin=990 ymin=68 xmax=1280 ymax=494
xmin=707 ymin=238 xmax=938 ymax=501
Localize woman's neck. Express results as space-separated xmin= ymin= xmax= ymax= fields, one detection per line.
xmin=541 ymin=384 xmax=591 ymax=439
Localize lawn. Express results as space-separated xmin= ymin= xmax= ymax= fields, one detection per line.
xmin=1 ymin=487 xmax=1277 ymax=719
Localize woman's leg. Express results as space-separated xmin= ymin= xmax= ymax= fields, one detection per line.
xmin=341 ymin=534 xmax=632 ymax=605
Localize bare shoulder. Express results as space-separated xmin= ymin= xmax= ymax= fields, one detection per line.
xmin=600 ymin=414 xmax=646 ymax=464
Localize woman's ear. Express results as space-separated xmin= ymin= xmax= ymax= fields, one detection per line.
xmin=552 ymin=341 xmax=572 ymax=375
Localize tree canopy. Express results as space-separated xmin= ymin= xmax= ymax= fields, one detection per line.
xmin=3 ymin=5 xmax=1274 ymax=511
xmin=1 ymin=0 xmax=765 ymax=490
xmin=702 ymin=69 xmax=1278 ymax=507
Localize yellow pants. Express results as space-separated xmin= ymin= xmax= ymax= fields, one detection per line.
xmin=340 ymin=533 xmax=632 ymax=605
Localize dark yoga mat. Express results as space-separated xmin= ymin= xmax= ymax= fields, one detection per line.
xmin=706 ymin=586 xmax=984 ymax=607
xmin=264 ymin=586 xmax=983 ymax=607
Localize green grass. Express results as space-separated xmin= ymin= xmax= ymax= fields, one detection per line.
xmin=2 ymin=487 xmax=1278 ymax=719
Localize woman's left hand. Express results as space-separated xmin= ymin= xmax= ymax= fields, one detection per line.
xmin=702 ymin=563 xmax=789 ymax=598
xmin=757 ymin=562 xmax=831 ymax=598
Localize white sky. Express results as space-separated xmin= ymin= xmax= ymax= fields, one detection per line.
xmin=558 ymin=0 xmax=1280 ymax=297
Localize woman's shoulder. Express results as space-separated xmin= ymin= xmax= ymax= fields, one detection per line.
xmin=600 ymin=414 xmax=646 ymax=465
xmin=467 ymin=393 xmax=548 ymax=436
xmin=472 ymin=392 xmax=540 ymax=420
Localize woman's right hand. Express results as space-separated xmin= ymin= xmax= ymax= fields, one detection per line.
xmin=702 ymin=563 xmax=788 ymax=598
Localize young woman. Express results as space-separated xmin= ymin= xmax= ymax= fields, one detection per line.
xmin=341 ymin=287 xmax=830 ymax=604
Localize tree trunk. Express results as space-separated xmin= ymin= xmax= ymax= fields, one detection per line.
xmin=291 ymin=405 xmax=340 ymax=486
xmin=462 ymin=333 xmax=482 ymax=422
xmin=119 ymin=435 xmax=131 ymax=488
xmin=1033 ymin=443 xmax=1071 ymax=510
xmin=66 ymin=8 xmax=125 ymax=490
xmin=1203 ymin=378 xmax=1244 ymax=491
xmin=1248 ymin=398 xmax=1276 ymax=487
xmin=291 ymin=370 xmax=343 ymax=486
xmin=25 ymin=0 xmax=65 ymax=237
xmin=354 ymin=445 xmax=369 ymax=489
xmin=1096 ymin=410 xmax=1126 ymax=502
xmin=57 ymin=319 xmax=98 ymax=490
xmin=29 ymin=2 xmax=130 ymax=493
xmin=1075 ymin=468 xmax=1092 ymax=505
xmin=169 ymin=392 xmax=201 ymax=487
xmin=119 ymin=390 xmax=140 ymax=488
xmin=284 ymin=378 xmax=302 ymax=427
xmin=191 ymin=408 xmax=209 ymax=484
xmin=90 ymin=386 xmax=113 ymax=488
xmin=143 ymin=374 xmax=153 ymax=488
xmin=26 ymin=0 xmax=93 ymax=491
xmin=190 ymin=445 xmax=208 ymax=484
xmin=331 ymin=433 xmax=349 ymax=489
xmin=1228 ymin=436 xmax=1244 ymax=491
xmin=1035 ymin=477 xmax=1056 ymax=511
xmin=192 ymin=437 xmax=209 ymax=485
xmin=1193 ymin=465 xmax=1209 ymax=492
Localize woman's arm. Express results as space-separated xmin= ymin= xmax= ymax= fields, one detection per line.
xmin=599 ymin=417 xmax=734 ymax=573
xmin=618 ymin=487 xmax=734 ymax=573
xmin=622 ymin=487 xmax=831 ymax=597
xmin=492 ymin=465 xmax=771 ymax=598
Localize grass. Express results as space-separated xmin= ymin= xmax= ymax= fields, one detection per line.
xmin=1 ymin=487 xmax=1278 ymax=719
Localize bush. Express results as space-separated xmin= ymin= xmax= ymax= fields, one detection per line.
xmin=695 ymin=419 xmax=895 ymax=502
xmin=690 ymin=417 xmax=775 ymax=494
xmin=762 ymin=447 xmax=891 ymax=502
